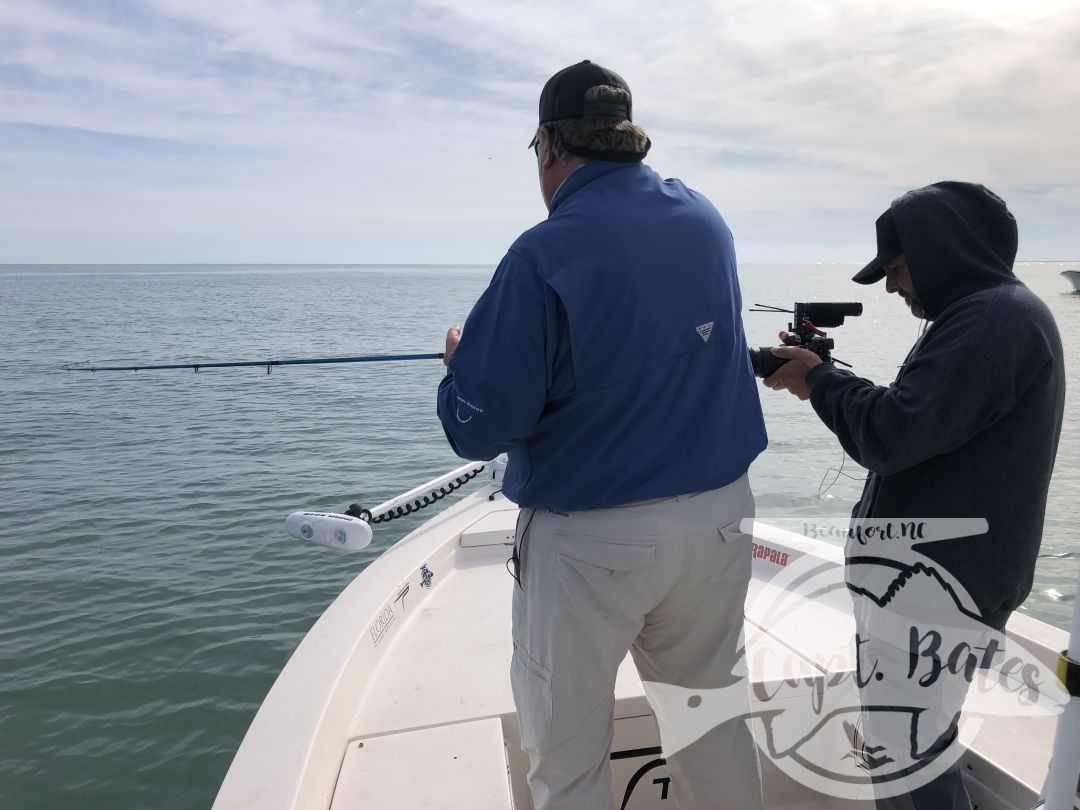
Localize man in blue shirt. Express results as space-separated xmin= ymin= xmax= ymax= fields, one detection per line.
xmin=438 ymin=60 xmax=768 ymax=810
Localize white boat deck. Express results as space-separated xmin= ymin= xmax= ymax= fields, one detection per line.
xmin=343 ymin=504 xmax=1065 ymax=809
xmin=350 ymin=544 xmax=832 ymax=741
xmin=215 ymin=487 xmax=1072 ymax=810
xmin=350 ymin=544 xmax=521 ymax=739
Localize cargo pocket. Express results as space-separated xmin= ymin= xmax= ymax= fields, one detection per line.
xmin=510 ymin=642 xmax=552 ymax=754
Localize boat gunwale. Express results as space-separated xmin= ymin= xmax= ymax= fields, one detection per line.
xmin=212 ymin=485 xmax=506 ymax=810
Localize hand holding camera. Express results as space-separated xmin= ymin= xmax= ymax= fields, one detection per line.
xmin=748 ymin=302 xmax=863 ymax=378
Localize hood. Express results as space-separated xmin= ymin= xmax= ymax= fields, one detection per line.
xmin=890 ymin=181 xmax=1019 ymax=320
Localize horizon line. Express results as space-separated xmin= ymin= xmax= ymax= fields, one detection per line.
xmin=2 ymin=259 xmax=1077 ymax=267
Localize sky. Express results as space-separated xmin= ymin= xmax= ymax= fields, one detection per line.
xmin=1 ymin=0 xmax=1078 ymax=264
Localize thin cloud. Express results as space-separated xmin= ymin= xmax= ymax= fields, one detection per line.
xmin=0 ymin=0 xmax=1077 ymax=262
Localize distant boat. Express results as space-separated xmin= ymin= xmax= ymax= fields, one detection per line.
xmin=1062 ymin=269 xmax=1080 ymax=292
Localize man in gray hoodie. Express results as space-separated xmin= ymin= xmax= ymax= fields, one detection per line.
xmin=765 ymin=181 xmax=1065 ymax=809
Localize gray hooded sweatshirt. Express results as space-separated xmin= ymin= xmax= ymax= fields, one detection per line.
xmin=805 ymin=182 xmax=1065 ymax=630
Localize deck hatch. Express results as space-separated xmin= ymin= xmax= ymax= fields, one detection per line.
xmin=332 ymin=718 xmax=513 ymax=809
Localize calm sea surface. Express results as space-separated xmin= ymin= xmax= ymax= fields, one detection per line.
xmin=1 ymin=263 xmax=1077 ymax=808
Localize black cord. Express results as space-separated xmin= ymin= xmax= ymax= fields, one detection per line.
xmin=347 ymin=466 xmax=486 ymax=524
xmin=507 ymin=507 xmax=536 ymax=589
xmin=818 ymin=450 xmax=862 ymax=497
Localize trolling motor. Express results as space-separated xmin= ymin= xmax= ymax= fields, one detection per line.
xmin=748 ymin=302 xmax=863 ymax=378
xmin=284 ymin=460 xmax=490 ymax=553
xmin=285 ymin=511 xmax=374 ymax=552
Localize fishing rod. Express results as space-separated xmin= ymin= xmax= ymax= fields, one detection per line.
xmin=60 ymin=352 xmax=444 ymax=374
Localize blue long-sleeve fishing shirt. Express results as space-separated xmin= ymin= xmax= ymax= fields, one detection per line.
xmin=437 ymin=160 xmax=767 ymax=511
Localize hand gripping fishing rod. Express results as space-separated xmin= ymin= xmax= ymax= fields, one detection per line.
xmin=60 ymin=352 xmax=444 ymax=374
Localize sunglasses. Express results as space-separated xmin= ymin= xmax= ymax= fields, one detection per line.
xmin=527 ymin=128 xmax=545 ymax=155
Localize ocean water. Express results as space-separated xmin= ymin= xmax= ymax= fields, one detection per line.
xmin=1 ymin=262 xmax=1076 ymax=809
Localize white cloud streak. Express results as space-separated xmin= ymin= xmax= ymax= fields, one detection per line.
xmin=0 ymin=0 xmax=1078 ymax=262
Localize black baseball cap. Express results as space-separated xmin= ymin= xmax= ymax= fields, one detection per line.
xmin=529 ymin=60 xmax=649 ymax=162
xmin=852 ymin=208 xmax=903 ymax=284
xmin=536 ymin=60 xmax=633 ymax=126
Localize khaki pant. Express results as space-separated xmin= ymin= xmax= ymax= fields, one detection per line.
xmin=510 ymin=475 xmax=763 ymax=810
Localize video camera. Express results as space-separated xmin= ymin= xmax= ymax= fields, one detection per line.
xmin=748 ymin=302 xmax=863 ymax=378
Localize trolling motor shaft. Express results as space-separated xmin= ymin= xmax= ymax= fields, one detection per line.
xmin=748 ymin=302 xmax=863 ymax=378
